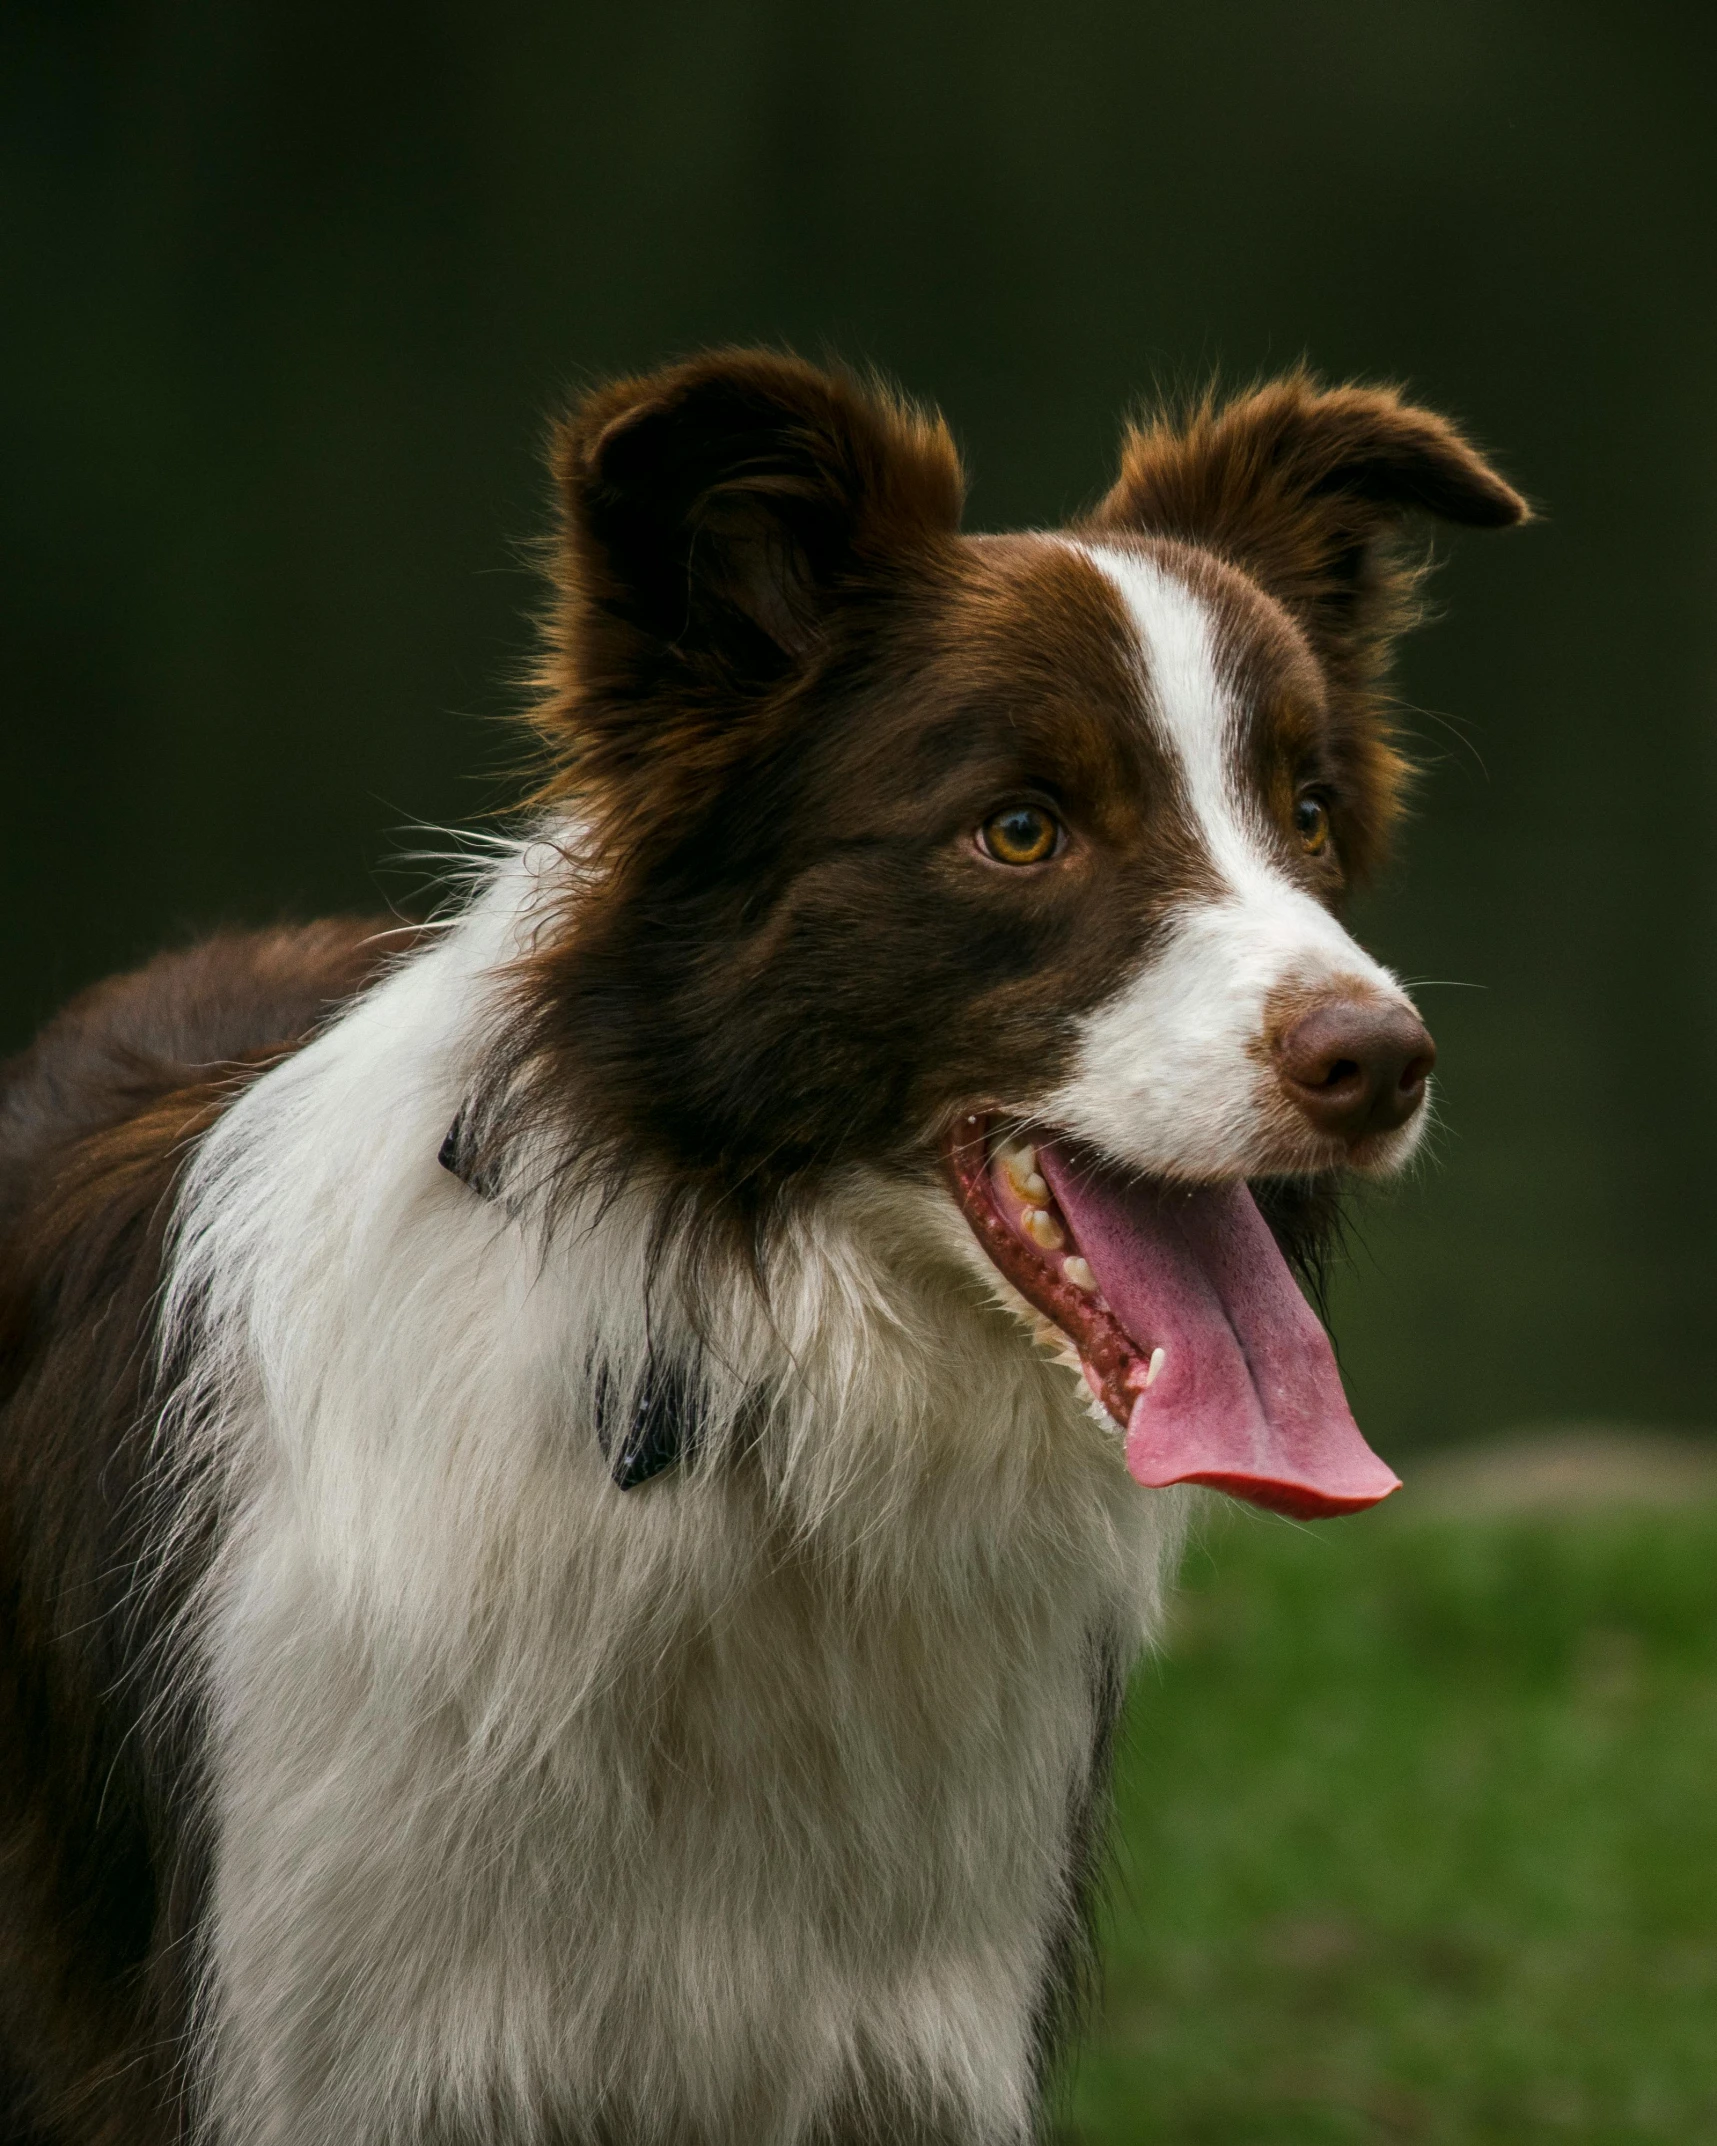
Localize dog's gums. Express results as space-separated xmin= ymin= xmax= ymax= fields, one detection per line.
xmin=945 ymin=1114 xmax=1146 ymax=1429
xmin=943 ymin=1112 xmax=1402 ymax=1519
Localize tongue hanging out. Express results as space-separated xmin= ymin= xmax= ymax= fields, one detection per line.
xmin=944 ymin=1118 xmax=1400 ymax=1520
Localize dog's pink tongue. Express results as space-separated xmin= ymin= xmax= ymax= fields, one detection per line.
xmin=1037 ymin=1146 xmax=1399 ymax=1519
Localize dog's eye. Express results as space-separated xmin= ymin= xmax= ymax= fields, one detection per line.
xmin=1293 ymin=795 xmax=1331 ymax=857
xmin=978 ymin=805 xmax=1061 ymax=867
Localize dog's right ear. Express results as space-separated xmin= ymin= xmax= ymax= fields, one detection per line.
xmin=537 ymin=351 xmax=964 ymax=785
xmin=1088 ymin=373 xmax=1528 ymax=703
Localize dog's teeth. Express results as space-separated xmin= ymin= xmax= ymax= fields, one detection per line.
xmin=1023 ymin=1206 xmax=1065 ymax=1251
xmin=1063 ymin=1256 xmax=1095 ymax=1292
xmin=1004 ymin=1159 xmax=1049 ymax=1202
xmin=1144 ymin=1345 xmax=1166 ymax=1389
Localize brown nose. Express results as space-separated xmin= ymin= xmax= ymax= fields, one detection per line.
xmin=1275 ymin=997 xmax=1436 ymax=1143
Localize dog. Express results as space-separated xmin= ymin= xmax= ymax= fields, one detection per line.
xmin=0 ymin=352 xmax=1525 ymax=2145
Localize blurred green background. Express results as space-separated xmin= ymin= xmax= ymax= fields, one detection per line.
xmin=1064 ymin=1483 xmax=1717 ymax=2144
xmin=5 ymin=2 xmax=1717 ymax=1457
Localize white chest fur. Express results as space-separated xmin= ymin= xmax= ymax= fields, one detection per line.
xmin=162 ymin=855 xmax=1185 ymax=2145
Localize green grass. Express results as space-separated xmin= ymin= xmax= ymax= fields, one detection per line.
xmin=1064 ymin=1500 xmax=1717 ymax=2144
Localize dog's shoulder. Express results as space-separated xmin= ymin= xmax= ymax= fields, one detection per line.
xmin=0 ymin=916 xmax=418 ymax=2144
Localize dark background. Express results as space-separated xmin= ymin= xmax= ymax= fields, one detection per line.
xmin=5 ymin=2 xmax=1715 ymax=1455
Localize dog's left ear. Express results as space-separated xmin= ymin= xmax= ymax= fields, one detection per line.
xmin=1088 ymin=373 xmax=1529 ymax=693
xmin=539 ymin=350 xmax=964 ymax=782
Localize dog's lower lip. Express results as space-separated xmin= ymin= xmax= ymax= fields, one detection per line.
xmin=940 ymin=1112 xmax=1147 ymax=1431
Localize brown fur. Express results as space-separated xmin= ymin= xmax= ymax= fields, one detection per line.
xmin=1 ymin=353 xmax=1523 ymax=2145
xmin=0 ymin=923 xmax=411 ymax=2145
xmin=458 ymin=524 xmax=1219 ymax=1238
xmin=532 ymin=351 xmax=966 ymax=845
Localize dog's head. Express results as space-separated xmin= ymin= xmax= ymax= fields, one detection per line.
xmin=482 ymin=351 xmax=1525 ymax=1513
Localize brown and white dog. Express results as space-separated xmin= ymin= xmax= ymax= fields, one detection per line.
xmin=0 ymin=354 xmax=1524 ymax=2145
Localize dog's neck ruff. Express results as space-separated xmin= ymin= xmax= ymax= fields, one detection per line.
xmin=164 ymin=831 xmax=1160 ymax=1556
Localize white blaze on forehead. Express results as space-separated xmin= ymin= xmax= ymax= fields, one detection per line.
xmin=1077 ymin=543 xmax=1258 ymax=883
xmin=1032 ymin=542 xmax=1422 ymax=1180
xmin=1075 ymin=538 xmax=1374 ymax=949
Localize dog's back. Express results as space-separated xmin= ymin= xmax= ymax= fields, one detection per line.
xmin=0 ymin=923 xmax=401 ymax=2144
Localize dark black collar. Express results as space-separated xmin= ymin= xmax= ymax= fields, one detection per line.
xmin=437 ymin=1103 xmax=505 ymax=1202
xmin=592 ymin=1355 xmax=702 ymax=1490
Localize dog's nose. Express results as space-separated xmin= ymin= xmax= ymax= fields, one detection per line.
xmin=1275 ymin=997 xmax=1436 ymax=1143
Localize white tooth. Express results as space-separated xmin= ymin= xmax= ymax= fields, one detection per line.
xmin=1145 ymin=1345 xmax=1166 ymax=1389
xmin=1063 ymin=1256 xmax=1095 ymax=1293
xmin=998 ymin=1139 xmax=1038 ymax=1175
xmin=1023 ymin=1206 xmax=1065 ymax=1251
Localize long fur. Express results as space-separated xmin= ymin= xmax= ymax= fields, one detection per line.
xmin=0 ymin=351 xmax=1525 ymax=2145
xmin=157 ymin=849 xmax=1177 ymax=2144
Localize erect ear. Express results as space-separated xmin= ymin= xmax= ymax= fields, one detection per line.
xmin=549 ymin=351 xmax=964 ymax=713
xmin=1087 ymin=372 xmax=1528 ymax=693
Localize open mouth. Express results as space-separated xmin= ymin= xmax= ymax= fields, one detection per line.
xmin=942 ymin=1113 xmax=1401 ymax=1520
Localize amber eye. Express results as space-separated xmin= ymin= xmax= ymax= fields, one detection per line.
xmin=978 ymin=804 xmax=1061 ymax=866
xmin=1293 ymin=794 xmax=1332 ymax=857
